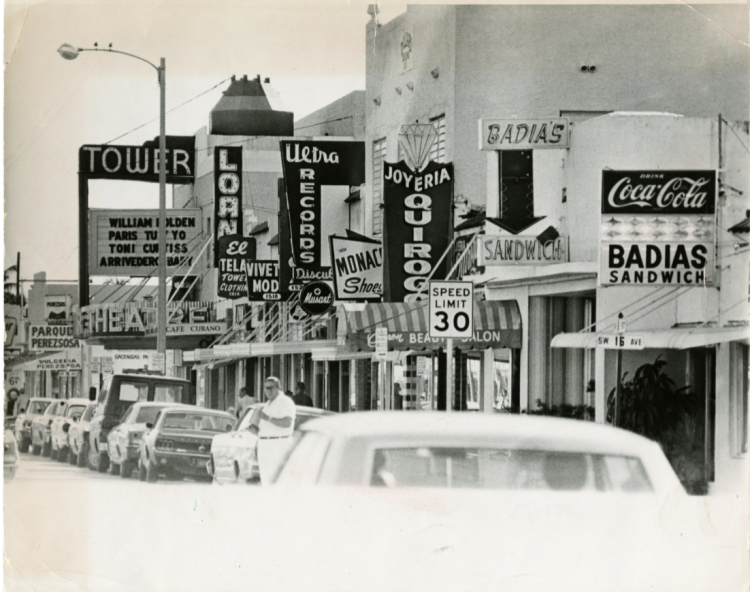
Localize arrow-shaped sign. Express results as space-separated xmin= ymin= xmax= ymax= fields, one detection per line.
xmin=488 ymin=151 xmax=545 ymax=234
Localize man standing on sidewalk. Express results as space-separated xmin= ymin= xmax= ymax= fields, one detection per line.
xmin=251 ymin=376 xmax=296 ymax=485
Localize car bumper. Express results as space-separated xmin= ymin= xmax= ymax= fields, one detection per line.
xmin=4 ymin=462 xmax=18 ymax=481
xmin=153 ymin=452 xmax=210 ymax=475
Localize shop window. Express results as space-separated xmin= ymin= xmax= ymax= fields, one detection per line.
xmin=372 ymin=137 xmax=387 ymax=235
xmin=730 ymin=343 xmax=749 ymax=456
xmin=498 ymin=150 xmax=533 ymax=225
xmin=428 ymin=115 xmax=446 ymax=164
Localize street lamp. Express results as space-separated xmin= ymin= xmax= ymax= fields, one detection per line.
xmin=58 ymin=43 xmax=168 ymax=365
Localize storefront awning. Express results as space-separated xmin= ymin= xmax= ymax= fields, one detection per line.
xmin=342 ymin=299 xmax=521 ymax=351
xmin=551 ymin=326 xmax=750 ymax=350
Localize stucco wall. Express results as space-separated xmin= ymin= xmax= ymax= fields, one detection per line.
xmin=365 ymin=6 xmax=457 ymax=236
xmin=294 ymin=91 xmax=366 ymax=139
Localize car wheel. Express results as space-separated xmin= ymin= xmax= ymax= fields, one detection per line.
xmin=162 ymin=467 xmax=177 ymax=481
xmin=109 ymin=461 xmax=120 ymax=476
xmin=138 ymin=459 xmax=147 ymax=482
xmin=58 ymin=447 xmax=69 ymax=463
xmin=68 ymin=447 xmax=77 ymax=465
xmin=32 ymin=443 xmax=41 ymax=456
xmin=42 ymin=440 xmax=51 ymax=457
xmin=120 ymin=460 xmax=134 ymax=479
xmin=146 ymin=458 xmax=159 ymax=483
xmin=18 ymin=437 xmax=29 ymax=454
xmin=234 ymin=461 xmax=241 ymax=484
xmin=96 ymin=451 xmax=109 ymax=473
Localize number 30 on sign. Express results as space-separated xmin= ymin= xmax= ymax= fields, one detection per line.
xmin=429 ymin=280 xmax=474 ymax=339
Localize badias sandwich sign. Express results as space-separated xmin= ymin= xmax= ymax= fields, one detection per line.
xmin=600 ymin=170 xmax=716 ymax=286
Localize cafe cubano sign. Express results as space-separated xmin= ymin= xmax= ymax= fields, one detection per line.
xmin=479 ymin=118 xmax=569 ymax=150
xmin=79 ymin=136 xmax=195 ymax=183
xmin=382 ymin=161 xmax=453 ymax=302
xmin=89 ymin=209 xmax=202 ymax=276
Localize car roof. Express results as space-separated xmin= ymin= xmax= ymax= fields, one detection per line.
xmin=109 ymin=373 xmax=190 ymax=384
xmin=299 ymin=412 xmax=660 ymax=457
xmin=64 ymin=398 xmax=92 ymax=406
xmin=131 ymin=401 xmax=190 ymax=409
xmin=160 ymin=406 xmax=233 ymax=417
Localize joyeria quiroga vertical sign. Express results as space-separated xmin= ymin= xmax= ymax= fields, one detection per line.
xmin=600 ymin=170 xmax=716 ymax=285
xmin=214 ymin=146 xmax=243 ymax=267
xmin=382 ymin=160 xmax=453 ymax=302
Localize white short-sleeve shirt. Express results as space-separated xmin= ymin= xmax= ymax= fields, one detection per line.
xmin=258 ymin=393 xmax=296 ymax=438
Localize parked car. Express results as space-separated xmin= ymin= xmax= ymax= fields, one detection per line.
xmin=30 ymin=400 xmax=65 ymax=456
xmin=88 ymin=372 xmax=192 ymax=473
xmin=107 ymin=402 xmax=189 ymax=478
xmin=13 ymin=398 xmax=51 ymax=453
xmin=208 ymin=405 xmax=333 ymax=484
xmin=277 ymin=412 xmax=684 ymax=493
xmin=50 ymin=398 xmax=90 ymax=462
xmin=67 ymin=402 xmax=96 ymax=467
xmin=138 ymin=407 xmax=235 ymax=483
xmin=4 ymin=430 xmax=19 ymax=481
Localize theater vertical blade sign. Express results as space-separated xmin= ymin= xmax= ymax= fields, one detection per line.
xmin=601 ymin=170 xmax=716 ymax=286
xmin=383 ymin=160 xmax=453 ymax=302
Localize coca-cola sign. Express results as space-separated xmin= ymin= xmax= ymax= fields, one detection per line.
xmin=601 ymin=170 xmax=715 ymax=215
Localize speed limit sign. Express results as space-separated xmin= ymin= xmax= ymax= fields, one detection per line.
xmin=429 ymin=281 xmax=474 ymax=339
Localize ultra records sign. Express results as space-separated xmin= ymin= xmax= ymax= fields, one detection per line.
xmin=298 ymin=281 xmax=334 ymax=316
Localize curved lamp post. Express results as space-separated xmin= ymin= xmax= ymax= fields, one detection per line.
xmin=58 ymin=43 xmax=168 ymax=363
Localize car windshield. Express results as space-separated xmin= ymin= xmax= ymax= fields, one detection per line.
xmin=161 ymin=412 xmax=233 ymax=432
xmin=82 ymin=405 xmax=96 ymax=422
xmin=368 ymin=447 xmax=653 ymax=493
xmin=28 ymin=401 xmax=50 ymax=414
xmin=135 ymin=406 xmax=168 ymax=425
xmin=237 ymin=407 xmax=260 ymax=431
xmin=66 ymin=405 xmax=86 ymax=419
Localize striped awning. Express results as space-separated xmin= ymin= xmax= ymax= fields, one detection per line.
xmin=342 ymin=299 xmax=521 ymax=351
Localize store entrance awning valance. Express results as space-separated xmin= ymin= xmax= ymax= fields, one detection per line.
xmin=551 ymin=326 xmax=750 ymax=350
xmin=342 ymin=299 xmax=521 ymax=351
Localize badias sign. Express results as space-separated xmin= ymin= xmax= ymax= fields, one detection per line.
xmin=79 ymin=136 xmax=195 ymax=183
xmin=602 ymin=242 xmax=714 ymax=285
xmin=602 ymin=170 xmax=716 ymax=215
xmin=279 ymin=141 xmax=365 ymax=270
xmin=382 ymin=160 xmax=453 ymax=302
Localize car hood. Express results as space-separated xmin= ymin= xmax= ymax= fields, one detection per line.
xmin=26 ymin=482 xmax=743 ymax=592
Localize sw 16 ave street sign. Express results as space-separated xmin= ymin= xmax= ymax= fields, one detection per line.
xmin=429 ymin=280 xmax=474 ymax=339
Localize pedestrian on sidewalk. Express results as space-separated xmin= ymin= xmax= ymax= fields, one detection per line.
xmin=292 ymin=382 xmax=313 ymax=408
xmin=251 ymin=376 xmax=296 ymax=485
xmin=238 ymin=387 xmax=256 ymax=415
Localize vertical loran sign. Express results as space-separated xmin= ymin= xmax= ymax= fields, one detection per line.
xmin=279 ymin=141 xmax=365 ymax=270
xmin=382 ymin=161 xmax=453 ymax=302
xmin=214 ymin=146 xmax=243 ymax=266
